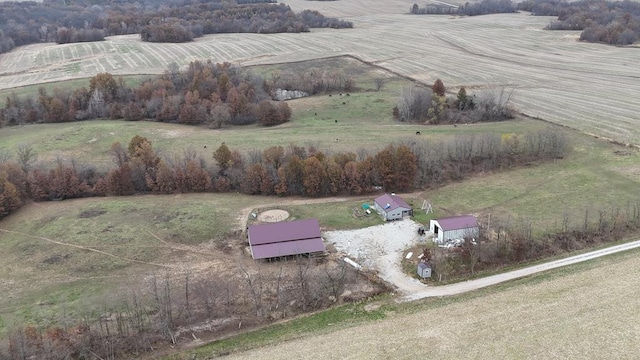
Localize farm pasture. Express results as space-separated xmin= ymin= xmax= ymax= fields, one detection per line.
xmin=0 ymin=57 xmax=550 ymax=170
xmin=1 ymin=9 xmax=639 ymax=144
xmin=0 ymin=194 xmax=258 ymax=330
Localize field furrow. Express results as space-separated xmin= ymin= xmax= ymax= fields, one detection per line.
xmin=1 ymin=9 xmax=639 ymax=143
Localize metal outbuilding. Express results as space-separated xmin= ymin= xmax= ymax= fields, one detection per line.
xmin=373 ymin=193 xmax=413 ymax=221
xmin=429 ymin=215 xmax=479 ymax=245
xmin=247 ymin=218 xmax=326 ymax=260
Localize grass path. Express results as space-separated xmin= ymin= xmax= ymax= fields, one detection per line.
xmin=0 ymin=228 xmax=170 ymax=268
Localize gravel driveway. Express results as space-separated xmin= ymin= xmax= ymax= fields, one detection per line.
xmin=323 ymin=219 xmax=428 ymax=294
xmin=326 ymin=221 xmax=640 ymax=302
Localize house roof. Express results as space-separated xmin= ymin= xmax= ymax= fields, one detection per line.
xmin=247 ymin=219 xmax=325 ymax=259
xmin=374 ymin=193 xmax=411 ymax=213
xmin=435 ymin=215 xmax=478 ymax=231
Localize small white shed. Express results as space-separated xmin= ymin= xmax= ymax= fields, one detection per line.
xmin=417 ymin=262 xmax=431 ymax=278
xmin=373 ymin=193 xmax=413 ymax=221
xmin=429 ymin=215 xmax=479 ymax=245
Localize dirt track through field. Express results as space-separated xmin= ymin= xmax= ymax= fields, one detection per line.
xmin=0 ymin=228 xmax=170 ymax=268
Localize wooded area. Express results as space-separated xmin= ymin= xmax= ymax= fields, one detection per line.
xmin=0 ymin=0 xmax=352 ymax=53
xmin=519 ymin=0 xmax=640 ymax=45
xmin=0 ymin=61 xmax=300 ymax=127
xmin=0 ymin=128 xmax=566 ymax=221
xmin=393 ymin=80 xmax=515 ymax=124
xmin=1 ymin=256 xmax=384 ymax=359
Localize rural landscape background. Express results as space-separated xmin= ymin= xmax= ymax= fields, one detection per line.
xmin=1 ymin=0 xmax=640 ymax=358
xmin=2 ymin=1 xmax=640 ymax=143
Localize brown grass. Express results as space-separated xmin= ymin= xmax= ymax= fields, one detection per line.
xmin=1 ymin=10 xmax=639 ymax=144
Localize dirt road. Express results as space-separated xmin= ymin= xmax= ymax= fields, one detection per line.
xmin=227 ymin=241 xmax=640 ymax=360
xmin=401 ymin=239 xmax=640 ymax=301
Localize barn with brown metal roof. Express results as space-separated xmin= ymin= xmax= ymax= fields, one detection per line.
xmin=373 ymin=193 xmax=413 ymax=221
xmin=247 ymin=218 xmax=326 ymax=260
xmin=429 ymin=215 xmax=479 ymax=245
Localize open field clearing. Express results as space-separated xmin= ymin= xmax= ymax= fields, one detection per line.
xmin=211 ymin=248 xmax=640 ymax=360
xmin=0 ymin=112 xmax=638 ymax=231
xmin=0 ymin=194 xmax=263 ymax=330
xmin=1 ymin=8 xmax=639 ymax=143
xmin=0 ymin=114 xmax=548 ymax=170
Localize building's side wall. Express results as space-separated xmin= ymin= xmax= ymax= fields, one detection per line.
xmin=373 ymin=201 xmax=387 ymax=220
xmin=387 ymin=209 xmax=403 ymax=220
xmin=429 ymin=220 xmax=445 ymax=243
xmin=442 ymin=227 xmax=479 ymax=242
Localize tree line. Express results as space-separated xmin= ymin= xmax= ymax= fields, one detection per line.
xmin=411 ymin=0 xmax=516 ymax=16
xmin=0 ymin=0 xmax=352 ymax=54
xmin=1 ymin=61 xmax=297 ymax=128
xmin=519 ymin=0 xmax=640 ymax=45
xmin=139 ymin=5 xmax=353 ymax=43
xmin=393 ymin=79 xmax=515 ymax=124
xmin=0 ymin=128 xmax=567 ymax=222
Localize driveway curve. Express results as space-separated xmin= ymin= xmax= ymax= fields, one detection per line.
xmin=401 ymin=239 xmax=640 ymax=302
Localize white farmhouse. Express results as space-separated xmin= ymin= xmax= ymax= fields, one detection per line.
xmin=429 ymin=215 xmax=479 ymax=245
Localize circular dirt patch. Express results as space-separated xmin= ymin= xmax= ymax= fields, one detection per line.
xmin=257 ymin=210 xmax=290 ymax=223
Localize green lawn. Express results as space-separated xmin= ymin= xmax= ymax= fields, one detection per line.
xmin=425 ymin=132 xmax=640 ymax=230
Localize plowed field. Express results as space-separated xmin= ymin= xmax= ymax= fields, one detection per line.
xmin=1 ymin=4 xmax=639 ymax=143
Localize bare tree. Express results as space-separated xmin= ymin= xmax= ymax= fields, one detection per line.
xmin=395 ymin=86 xmax=433 ymax=122
xmin=0 ymin=148 xmax=11 ymax=163
xmin=476 ymin=87 xmax=516 ymax=121
xmin=323 ymin=261 xmax=348 ymax=300
xmin=460 ymin=234 xmax=481 ymax=275
xmin=295 ymin=256 xmax=313 ymax=310
xmin=272 ymin=264 xmax=285 ymax=311
xmin=373 ymin=78 xmax=386 ymax=91
xmin=149 ymin=273 xmax=175 ymax=344
xmin=238 ymin=261 xmax=265 ymax=317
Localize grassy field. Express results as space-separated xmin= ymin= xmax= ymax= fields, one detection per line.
xmin=0 ymin=193 xmax=260 ymax=332
xmin=4 ymin=127 xmax=634 ymax=335
xmin=0 ymin=191 xmax=420 ymax=333
xmin=426 ymin=131 xmax=640 ymax=230
xmin=0 ymin=75 xmax=152 ymax=108
xmin=0 ymin=56 xmax=551 ymax=169
xmin=1 ymin=8 xmax=639 ymax=144
xmin=173 ymin=247 xmax=640 ymax=359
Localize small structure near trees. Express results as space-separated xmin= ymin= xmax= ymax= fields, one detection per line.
xmin=373 ymin=193 xmax=413 ymax=221
xmin=429 ymin=215 xmax=479 ymax=245
xmin=417 ymin=261 xmax=432 ymax=278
